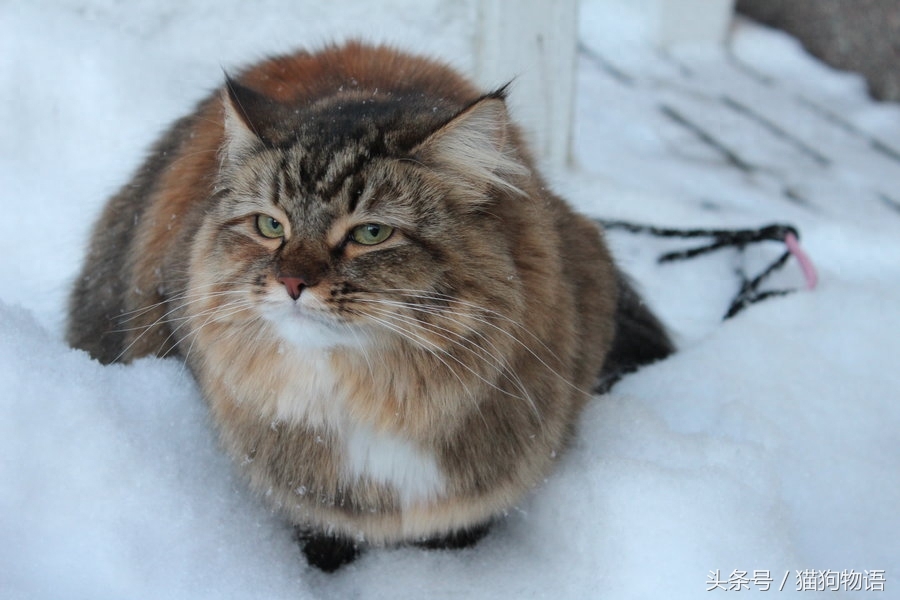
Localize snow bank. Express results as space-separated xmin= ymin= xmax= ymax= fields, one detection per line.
xmin=0 ymin=303 xmax=310 ymax=598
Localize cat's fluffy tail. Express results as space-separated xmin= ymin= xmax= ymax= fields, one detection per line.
xmin=595 ymin=271 xmax=674 ymax=393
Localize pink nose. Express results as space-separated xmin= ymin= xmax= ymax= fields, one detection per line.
xmin=277 ymin=275 xmax=306 ymax=300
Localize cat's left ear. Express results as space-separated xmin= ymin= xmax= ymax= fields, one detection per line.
xmin=221 ymin=76 xmax=293 ymax=164
xmin=413 ymin=92 xmax=529 ymax=197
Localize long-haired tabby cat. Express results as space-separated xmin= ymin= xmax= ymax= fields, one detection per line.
xmin=67 ymin=41 xmax=672 ymax=571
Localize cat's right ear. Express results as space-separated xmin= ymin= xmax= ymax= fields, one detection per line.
xmin=222 ymin=76 xmax=291 ymax=164
xmin=222 ymin=76 xmax=265 ymax=164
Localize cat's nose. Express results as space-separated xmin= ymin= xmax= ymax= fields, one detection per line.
xmin=277 ymin=275 xmax=306 ymax=301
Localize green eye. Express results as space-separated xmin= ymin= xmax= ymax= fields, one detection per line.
xmin=256 ymin=214 xmax=285 ymax=239
xmin=351 ymin=223 xmax=394 ymax=246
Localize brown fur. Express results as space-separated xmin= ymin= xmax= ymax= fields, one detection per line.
xmin=66 ymin=42 xmax=663 ymax=548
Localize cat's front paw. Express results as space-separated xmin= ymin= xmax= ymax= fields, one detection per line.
xmin=295 ymin=528 xmax=362 ymax=572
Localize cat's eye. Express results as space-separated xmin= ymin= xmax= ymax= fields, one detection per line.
xmin=256 ymin=214 xmax=285 ymax=239
xmin=350 ymin=223 xmax=394 ymax=246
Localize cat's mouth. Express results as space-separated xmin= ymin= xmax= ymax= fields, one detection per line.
xmin=270 ymin=297 xmax=337 ymax=325
xmin=285 ymin=302 xmax=340 ymax=326
xmin=262 ymin=293 xmax=359 ymax=350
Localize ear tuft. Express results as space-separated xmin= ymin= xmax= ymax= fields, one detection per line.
xmin=414 ymin=95 xmax=529 ymax=196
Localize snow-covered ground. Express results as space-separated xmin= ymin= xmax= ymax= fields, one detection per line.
xmin=2 ymin=1 xmax=898 ymax=597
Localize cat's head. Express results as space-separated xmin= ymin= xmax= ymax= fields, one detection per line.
xmin=186 ymin=77 xmax=532 ymax=356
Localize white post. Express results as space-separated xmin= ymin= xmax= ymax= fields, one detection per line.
xmin=582 ymin=0 xmax=735 ymax=45
xmin=474 ymin=0 xmax=579 ymax=171
xmin=654 ymin=0 xmax=736 ymax=44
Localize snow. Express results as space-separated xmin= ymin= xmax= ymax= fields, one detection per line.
xmin=2 ymin=0 xmax=898 ymax=597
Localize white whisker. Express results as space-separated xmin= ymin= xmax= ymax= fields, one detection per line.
xmin=377 ymin=288 xmax=593 ymax=402
xmin=110 ymin=280 xmax=256 ymax=363
xmin=359 ymin=304 xmax=538 ymax=423
xmin=361 ymin=311 xmax=483 ymax=424
xmin=176 ymin=300 xmax=260 ymax=367
xmin=115 ymin=282 xmax=245 ymax=322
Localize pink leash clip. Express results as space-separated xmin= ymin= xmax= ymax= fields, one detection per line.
xmin=784 ymin=232 xmax=818 ymax=290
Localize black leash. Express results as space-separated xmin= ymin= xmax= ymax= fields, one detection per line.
xmin=597 ymin=220 xmax=818 ymax=320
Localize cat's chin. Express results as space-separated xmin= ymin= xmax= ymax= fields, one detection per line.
xmin=261 ymin=302 xmax=362 ymax=351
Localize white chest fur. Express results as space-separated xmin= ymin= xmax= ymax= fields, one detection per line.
xmin=266 ymin=345 xmax=446 ymax=509
xmin=343 ymin=422 xmax=446 ymax=509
